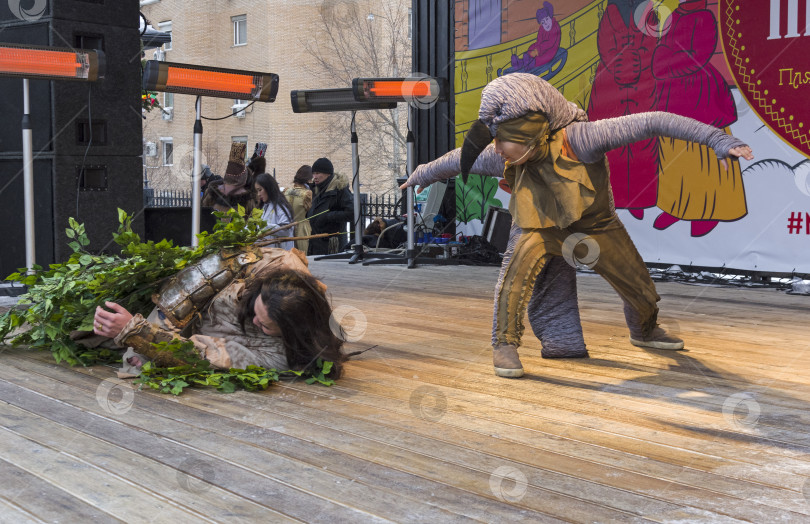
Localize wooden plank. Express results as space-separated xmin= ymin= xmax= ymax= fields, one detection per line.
xmin=10 ymin=355 xmax=571 ymax=524
xmin=0 ymin=496 xmax=44 ymax=524
xmin=0 ymin=376 xmax=419 ymax=524
xmin=8 ymin=353 xmax=764 ymax=523
xmin=0 ymin=426 xmax=208 ymax=523
xmin=0 ymin=458 xmax=121 ymax=523
xmin=0 ymin=402 xmax=295 ymax=523
xmin=1 ymin=260 xmax=807 ymax=522
xmin=338 ymin=363 xmax=810 ymax=483
xmin=347 ymin=349 xmax=810 ymax=454
xmin=269 ymin=381 xmax=809 ymax=522
xmin=271 ymin=377 xmax=809 ymax=507
xmin=0 ymin=353 xmax=569 ymax=523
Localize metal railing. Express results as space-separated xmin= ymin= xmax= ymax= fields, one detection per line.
xmin=359 ymin=192 xmax=401 ymax=222
xmin=144 ymin=188 xmax=194 ymax=208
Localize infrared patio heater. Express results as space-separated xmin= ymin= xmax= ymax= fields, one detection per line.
xmin=143 ymin=60 xmax=279 ymax=246
xmin=352 ymin=76 xmax=448 ymax=269
xmin=0 ymin=43 xmax=105 ymax=273
xmin=291 ymin=87 xmax=397 ymax=263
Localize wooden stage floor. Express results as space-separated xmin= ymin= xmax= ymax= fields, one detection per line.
xmin=1 ymin=259 xmax=809 ymax=523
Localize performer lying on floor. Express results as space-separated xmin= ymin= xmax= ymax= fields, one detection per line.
xmin=401 ymin=73 xmax=753 ymax=378
xmin=87 ymin=247 xmax=345 ymax=379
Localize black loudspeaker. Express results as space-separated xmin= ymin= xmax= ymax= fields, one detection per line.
xmin=0 ymin=1 xmax=143 ymax=278
xmin=482 ymin=206 xmax=512 ymax=253
xmin=144 ymin=208 xmax=218 ymax=247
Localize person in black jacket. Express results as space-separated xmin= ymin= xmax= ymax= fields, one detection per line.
xmin=306 ymin=157 xmax=353 ymax=255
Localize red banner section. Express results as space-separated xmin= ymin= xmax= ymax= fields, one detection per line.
xmin=720 ymin=0 xmax=810 ymax=157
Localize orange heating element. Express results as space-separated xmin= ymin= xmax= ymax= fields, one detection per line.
xmin=369 ymin=80 xmax=432 ymax=98
xmin=0 ymin=48 xmax=83 ymax=77
xmin=166 ymin=67 xmax=256 ymax=94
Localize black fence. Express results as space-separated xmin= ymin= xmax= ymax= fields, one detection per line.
xmin=144 ymin=188 xmax=402 ymax=223
xmin=359 ymin=193 xmax=401 ymax=221
xmin=144 ymin=188 xmax=194 ymax=208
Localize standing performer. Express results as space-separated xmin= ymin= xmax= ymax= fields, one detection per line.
xmin=401 ymin=74 xmax=753 ymax=378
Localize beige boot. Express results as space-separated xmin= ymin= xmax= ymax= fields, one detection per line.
xmin=493 ymin=344 xmax=524 ymax=378
xmin=624 ymin=302 xmax=684 ymax=350
xmin=630 ymin=326 xmax=684 ymax=350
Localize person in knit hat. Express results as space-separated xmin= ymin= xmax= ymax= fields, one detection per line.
xmin=401 ymin=73 xmax=753 ymax=378
xmin=306 ymin=157 xmax=353 ymax=255
xmin=202 ymin=141 xmax=259 ymax=218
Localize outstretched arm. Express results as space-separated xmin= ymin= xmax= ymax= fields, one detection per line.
xmin=566 ymin=112 xmax=754 ymax=168
xmin=399 ymin=143 xmax=505 ymax=193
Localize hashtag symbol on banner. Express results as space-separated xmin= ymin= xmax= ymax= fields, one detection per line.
xmin=787 ymin=212 xmax=803 ymax=234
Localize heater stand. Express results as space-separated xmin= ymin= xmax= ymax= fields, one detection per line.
xmin=314 ymin=111 xmax=365 ymax=263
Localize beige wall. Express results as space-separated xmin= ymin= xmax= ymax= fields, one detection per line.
xmin=141 ymin=0 xmax=410 ymax=194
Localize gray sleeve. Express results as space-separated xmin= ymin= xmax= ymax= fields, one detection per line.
xmin=566 ymin=112 xmax=748 ymax=164
xmin=405 ymin=143 xmax=505 ymax=188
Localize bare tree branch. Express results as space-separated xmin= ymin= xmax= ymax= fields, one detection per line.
xmin=302 ymin=0 xmax=411 ymax=194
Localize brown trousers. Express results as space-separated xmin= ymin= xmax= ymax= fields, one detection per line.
xmin=495 ymin=197 xmax=660 ymax=347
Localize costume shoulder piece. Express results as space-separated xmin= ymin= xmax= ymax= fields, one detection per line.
xmin=152 ymin=247 xmax=263 ymax=329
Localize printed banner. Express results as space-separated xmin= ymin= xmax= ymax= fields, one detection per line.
xmin=452 ymin=0 xmax=810 ymax=273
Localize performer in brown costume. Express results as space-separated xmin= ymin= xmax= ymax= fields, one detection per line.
xmin=402 ymin=74 xmax=753 ymax=378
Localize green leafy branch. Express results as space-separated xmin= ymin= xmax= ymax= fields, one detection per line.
xmin=0 ymin=207 xmax=269 ymax=365
xmin=134 ymin=339 xmax=334 ymax=395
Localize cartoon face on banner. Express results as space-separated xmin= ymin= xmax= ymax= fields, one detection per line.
xmin=719 ymin=0 xmax=810 ymax=157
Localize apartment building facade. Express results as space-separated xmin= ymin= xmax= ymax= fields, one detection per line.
xmin=140 ymin=0 xmax=410 ymax=194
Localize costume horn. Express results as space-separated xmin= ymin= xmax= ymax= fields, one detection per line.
xmin=459 ymin=119 xmax=494 ymax=183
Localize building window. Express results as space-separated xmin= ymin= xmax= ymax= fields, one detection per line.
xmin=162 ymin=138 xmax=173 ymax=166
xmin=232 ymin=15 xmax=247 ymax=46
xmin=408 ymin=8 xmax=413 ymax=40
xmin=158 ymin=20 xmax=172 ymax=50
xmin=164 ymin=92 xmax=174 ymax=110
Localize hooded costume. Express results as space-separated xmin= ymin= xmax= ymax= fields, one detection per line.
xmin=201 ymin=142 xmax=259 ymax=218
xmin=405 ymin=73 xmax=748 ymax=377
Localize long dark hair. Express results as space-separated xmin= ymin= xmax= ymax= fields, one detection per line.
xmin=237 ymin=269 xmax=345 ymax=378
xmin=293 ymin=165 xmax=313 ymax=186
xmin=255 ymin=172 xmax=293 ymax=218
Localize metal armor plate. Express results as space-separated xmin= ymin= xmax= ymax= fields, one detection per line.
xmin=153 ymin=248 xmax=261 ymax=328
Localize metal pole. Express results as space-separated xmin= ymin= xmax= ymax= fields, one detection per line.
xmin=405 ymin=106 xmax=416 ymax=269
xmin=22 ymin=79 xmax=35 ymax=273
xmin=191 ymin=96 xmax=202 ymax=247
xmin=350 ymin=111 xmax=363 ymax=263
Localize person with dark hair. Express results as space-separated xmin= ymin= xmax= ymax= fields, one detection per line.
xmin=255 ymin=173 xmax=294 ymax=250
xmin=306 ymin=157 xmax=353 ymax=255
xmin=247 ymin=155 xmax=267 ymax=185
xmin=91 ymin=248 xmax=345 ymax=379
xmin=201 ymin=141 xmax=259 ymax=218
xmin=199 ymin=164 xmax=222 ymax=197
xmin=284 ymin=165 xmax=314 ymax=254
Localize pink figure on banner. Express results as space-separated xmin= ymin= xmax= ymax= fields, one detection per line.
xmin=652 ymin=0 xmax=745 ymax=237
xmin=587 ymin=0 xmax=659 ymax=220
xmin=510 ymin=2 xmax=561 ymax=72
